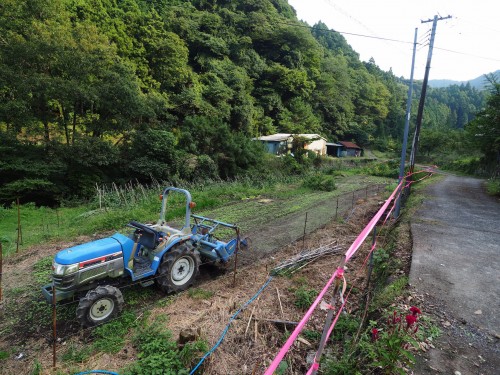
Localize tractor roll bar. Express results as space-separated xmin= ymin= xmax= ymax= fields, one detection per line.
xmin=158 ymin=187 xmax=193 ymax=230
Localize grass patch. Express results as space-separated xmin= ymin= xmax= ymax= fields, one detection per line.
xmin=32 ymin=256 xmax=53 ymax=285
xmin=0 ymin=351 xmax=9 ymax=361
xmin=188 ymin=288 xmax=214 ymax=300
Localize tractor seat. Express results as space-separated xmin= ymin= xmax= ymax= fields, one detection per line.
xmin=128 ymin=221 xmax=160 ymax=249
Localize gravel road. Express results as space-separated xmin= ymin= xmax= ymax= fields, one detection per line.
xmin=410 ymin=174 xmax=500 ymax=374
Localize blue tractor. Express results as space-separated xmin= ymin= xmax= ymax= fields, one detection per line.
xmin=42 ymin=187 xmax=246 ymax=326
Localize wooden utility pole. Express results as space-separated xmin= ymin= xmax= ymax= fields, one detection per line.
xmin=409 ymin=15 xmax=452 ymax=175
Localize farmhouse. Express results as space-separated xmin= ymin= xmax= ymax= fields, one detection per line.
xmin=255 ymin=134 xmax=327 ymax=156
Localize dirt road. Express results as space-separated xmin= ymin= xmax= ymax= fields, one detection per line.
xmin=410 ymin=175 xmax=500 ymax=374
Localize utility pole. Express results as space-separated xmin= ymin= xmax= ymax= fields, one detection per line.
xmin=409 ymin=15 xmax=452 ymax=175
xmin=394 ymin=28 xmax=418 ymax=218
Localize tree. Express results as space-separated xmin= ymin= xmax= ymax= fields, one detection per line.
xmin=466 ymin=75 xmax=500 ymax=169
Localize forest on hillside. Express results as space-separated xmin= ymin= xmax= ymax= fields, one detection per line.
xmin=0 ymin=0 xmax=494 ymax=205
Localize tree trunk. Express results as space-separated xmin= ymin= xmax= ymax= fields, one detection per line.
xmin=72 ymin=104 xmax=77 ymax=145
xmin=43 ymin=119 xmax=50 ymax=144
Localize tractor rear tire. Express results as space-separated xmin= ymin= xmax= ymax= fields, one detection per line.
xmin=156 ymin=243 xmax=200 ymax=293
xmin=76 ymin=285 xmax=124 ymax=327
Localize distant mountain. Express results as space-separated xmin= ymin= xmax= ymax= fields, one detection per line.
xmin=429 ymin=70 xmax=500 ymax=89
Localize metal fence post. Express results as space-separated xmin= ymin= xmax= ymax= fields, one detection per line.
xmin=52 ymin=283 xmax=57 ymax=368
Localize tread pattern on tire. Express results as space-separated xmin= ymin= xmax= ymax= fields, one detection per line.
xmin=76 ymin=285 xmax=124 ymax=327
xmin=156 ymin=242 xmax=200 ymax=293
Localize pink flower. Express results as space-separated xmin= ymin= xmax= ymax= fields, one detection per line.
xmin=410 ymin=306 xmax=421 ymax=316
xmin=371 ymin=328 xmax=379 ymax=341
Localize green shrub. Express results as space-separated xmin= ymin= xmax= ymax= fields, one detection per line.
xmin=364 ymin=160 xmax=399 ymax=178
xmin=303 ymin=174 xmax=336 ymax=191
xmin=486 ymin=178 xmax=500 ymax=196
xmin=443 ymin=156 xmax=482 ymax=175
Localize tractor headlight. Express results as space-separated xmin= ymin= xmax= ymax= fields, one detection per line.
xmin=53 ymin=261 xmax=79 ymax=276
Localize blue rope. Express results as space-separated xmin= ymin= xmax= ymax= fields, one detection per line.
xmin=74 ymin=372 xmax=119 ymax=375
xmin=189 ymin=276 xmax=274 ymax=374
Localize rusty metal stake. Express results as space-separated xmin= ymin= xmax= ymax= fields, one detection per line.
xmin=232 ymin=228 xmax=240 ymax=287
xmin=366 ymin=227 xmax=376 ymax=288
xmin=335 ymin=197 xmax=339 ymax=220
xmin=52 ymin=283 xmax=57 ymax=368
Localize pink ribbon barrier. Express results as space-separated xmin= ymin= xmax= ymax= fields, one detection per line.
xmin=264 ymin=171 xmax=433 ymax=374
xmin=344 ymin=179 xmax=403 ymax=262
xmin=263 ymin=268 xmax=341 ymax=375
xmin=305 ymin=286 xmax=353 ymax=375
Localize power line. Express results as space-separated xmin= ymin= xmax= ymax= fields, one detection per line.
xmin=433 ymin=46 xmax=500 ymax=62
xmin=275 ymin=20 xmax=417 ymax=45
xmin=275 ymin=20 xmax=500 ymax=63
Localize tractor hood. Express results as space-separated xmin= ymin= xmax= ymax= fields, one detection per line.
xmin=54 ymin=233 xmax=133 ymax=265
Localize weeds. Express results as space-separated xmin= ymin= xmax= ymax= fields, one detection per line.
xmin=188 ymin=288 xmax=214 ymax=300
xmin=293 ymin=286 xmax=317 ymax=310
xmin=32 ymin=256 xmax=53 ymax=285
xmin=92 ymin=310 xmax=138 ymax=353
xmin=122 ymin=314 xmax=207 ymax=375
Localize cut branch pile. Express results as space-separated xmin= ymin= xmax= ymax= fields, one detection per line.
xmin=271 ymin=241 xmax=343 ymax=276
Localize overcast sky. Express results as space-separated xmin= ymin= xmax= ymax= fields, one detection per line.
xmin=287 ymin=0 xmax=500 ymax=81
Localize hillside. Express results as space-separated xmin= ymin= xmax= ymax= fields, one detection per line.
xmin=429 ymin=69 xmax=500 ymax=89
xmin=0 ymin=0 xmax=491 ymax=206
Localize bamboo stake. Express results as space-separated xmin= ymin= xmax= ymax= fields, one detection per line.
xmin=301 ymin=212 xmax=308 ymax=251
xmin=335 ymin=197 xmax=339 ymax=220
xmin=276 ymin=287 xmax=286 ymax=332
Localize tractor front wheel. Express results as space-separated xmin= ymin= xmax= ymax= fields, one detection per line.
xmin=76 ymin=285 xmax=124 ymax=327
xmin=156 ymin=243 xmax=200 ymax=293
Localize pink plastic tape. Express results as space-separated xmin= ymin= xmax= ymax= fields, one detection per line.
xmin=263 ymin=269 xmax=340 ymax=375
xmin=344 ymin=179 xmax=403 ymax=262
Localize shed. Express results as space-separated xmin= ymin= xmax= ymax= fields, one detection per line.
xmin=339 ymin=141 xmax=362 ymax=157
xmin=255 ymin=134 xmax=327 ymax=156
xmin=326 ymin=142 xmax=343 ymax=157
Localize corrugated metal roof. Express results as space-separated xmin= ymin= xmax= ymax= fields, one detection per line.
xmin=256 ymin=133 xmax=327 ymax=142
xmin=339 ymin=141 xmax=361 ymax=149
xmin=326 ymin=142 xmax=342 ymax=147
xmin=256 ymin=133 xmax=292 ymax=142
